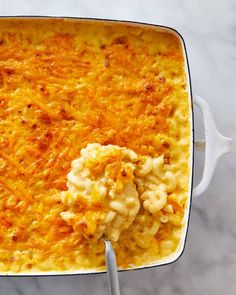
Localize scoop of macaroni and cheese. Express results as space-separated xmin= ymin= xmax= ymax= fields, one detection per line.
xmin=60 ymin=143 xmax=140 ymax=242
xmin=60 ymin=143 xmax=176 ymax=242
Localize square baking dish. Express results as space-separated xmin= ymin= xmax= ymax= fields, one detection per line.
xmin=0 ymin=16 xmax=231 ymax=276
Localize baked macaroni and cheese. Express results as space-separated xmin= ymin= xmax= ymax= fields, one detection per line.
xmin=0 ymin=19 xmax=190 ymax=273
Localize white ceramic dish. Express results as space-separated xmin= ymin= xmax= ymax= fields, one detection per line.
xmin=0 ymin=17 xmax=232 ymax=276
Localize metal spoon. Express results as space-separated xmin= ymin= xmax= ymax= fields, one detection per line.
xmin=103 ymin=238 xmax=121 ymax=295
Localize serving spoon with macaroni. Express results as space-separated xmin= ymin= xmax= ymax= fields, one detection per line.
xmin=59 ymin=143 xmax=174 ymax=295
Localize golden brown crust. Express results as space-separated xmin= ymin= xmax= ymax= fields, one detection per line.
xmin=0 ymin=19 xmax=190 ymax=272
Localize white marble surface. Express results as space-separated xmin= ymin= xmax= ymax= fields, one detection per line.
xmin=0 ymin=0 xmax=235 ymax=294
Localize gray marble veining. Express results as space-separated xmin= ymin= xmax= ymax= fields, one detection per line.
xmin=0 ymin=0 xmax=235 ymax=294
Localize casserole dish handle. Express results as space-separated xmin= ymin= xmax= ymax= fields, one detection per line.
xmin=193 ymin=95 xmax=232 ymax=197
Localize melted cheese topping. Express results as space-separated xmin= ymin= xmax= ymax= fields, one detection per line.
xmin=0 ymin=18 xmax=190 ymax=273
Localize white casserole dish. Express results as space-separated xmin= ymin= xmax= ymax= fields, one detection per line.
xmin=0 ymin=16 xmax=232 ymax=277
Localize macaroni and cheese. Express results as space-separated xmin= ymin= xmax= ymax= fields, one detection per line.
xmin=0 ymin=18 xmax=190 ymax=273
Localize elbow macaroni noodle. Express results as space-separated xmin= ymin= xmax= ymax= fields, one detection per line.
xmin=135 ymin=155 xmax=176 ymax=214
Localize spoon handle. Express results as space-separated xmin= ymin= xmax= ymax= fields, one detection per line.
xmin=104 ymin=240 xmax=121 ymax=295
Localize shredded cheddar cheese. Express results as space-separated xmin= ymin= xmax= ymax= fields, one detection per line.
xmin=0 ymin=18 xmax=190 ymax=273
